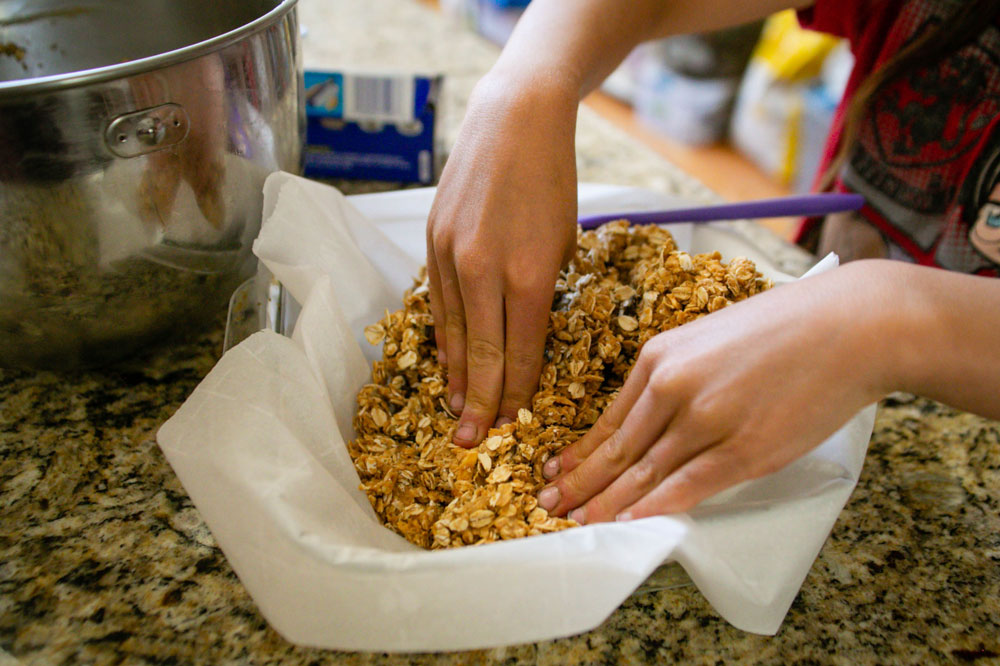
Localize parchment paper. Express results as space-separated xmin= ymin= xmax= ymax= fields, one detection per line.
xmin=157 ymin=172 xmax=876 ymax=652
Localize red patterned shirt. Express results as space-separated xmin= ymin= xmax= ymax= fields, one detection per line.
xmin=798 ymin=0 xmax=1000 ymax=275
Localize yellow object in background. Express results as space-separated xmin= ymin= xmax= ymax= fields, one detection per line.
xmin=752 ymin=10 xmax=841 ymax=82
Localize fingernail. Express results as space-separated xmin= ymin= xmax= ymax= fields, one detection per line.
xmin=537 ymin=486 xmax=560 ymax=511
xmin=542 ymin=456 xmax=560 ymax=479
xmin=616 ymin=511 xmax=632 ymax=522
xmin=450 ymin=392 xmax=465 ymax=414
xmin=455 ymin=421 xmax=476 ymax=444
xmin=495 ymin=416 xmax=513 ymax=427
xmin=568 ymin=508 xmax=586 ymax=525
xmin=437 ymin=348 xmax=447 ymax=366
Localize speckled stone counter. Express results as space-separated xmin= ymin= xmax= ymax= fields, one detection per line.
xmin=2 ymin=1 xmax=999 ymax=664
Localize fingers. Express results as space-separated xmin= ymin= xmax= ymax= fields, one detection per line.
xmin=452 ymin=270 xmax=506 ymax=446
xmin=438 ymin=250 xmax=471 ymax=426
xmin=537 ymin=380 xmax=677 ymax=519
xmin=495 ymin=283 xmax=553 ymax=425
xmin=428 ymin=225 xmax=561 ymax=447
xmin=425 ymin=247 xmax=448 ymax=367
xmin=617 ymin=443 xmax=756 ymax=520
xmin=542 ymin=352 xmax=654 ymax=480
xmin=543 ymin=416 xmax=738 ymax=524
xmin=427 ymin=215 xmax=507 ymax=448
xmin=565 ymin=431 xmax=707 ymax=524
xmin=426 ymin=215 xmax=473 ymax=424
xmin=542 ymin=394 xmax=783 ymax=524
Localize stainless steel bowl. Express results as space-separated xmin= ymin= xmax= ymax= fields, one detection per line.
xmin=0 ymin=0 xmax=304 ymax=369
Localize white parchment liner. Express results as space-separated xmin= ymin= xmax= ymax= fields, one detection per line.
xmin=157 ymin=172 xmax=876 ymax=652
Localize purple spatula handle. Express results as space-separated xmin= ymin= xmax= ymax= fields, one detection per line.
xmin=577 ymin=193 xmax=865 ymax=230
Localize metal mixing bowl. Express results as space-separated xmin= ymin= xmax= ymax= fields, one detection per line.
xmin=0 ymin=0 xmax=303 ymax=369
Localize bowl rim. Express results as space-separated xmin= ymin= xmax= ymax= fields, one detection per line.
xmin=0 ymin=0 xmax=298 ymax=98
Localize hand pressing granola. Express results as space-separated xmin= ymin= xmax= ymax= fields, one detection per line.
xmin=424 ymin=0 xmax=800 ymax=449
xmin=425 ymin=74 xmax=578 ymax=448
xmin=354 ymin=222 xmax=774 ymax=548
xmin=537 ymin=259 xmax=1000 ymax=523
xmin=423 ymin=0 xmax=1000 ymax=527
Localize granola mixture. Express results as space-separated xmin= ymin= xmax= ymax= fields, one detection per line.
xmin=350 ymin=220 xmax=772 ymax=549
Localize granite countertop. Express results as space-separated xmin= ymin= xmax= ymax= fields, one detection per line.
xmin=2 ymin=1 xmax=999 ymax=664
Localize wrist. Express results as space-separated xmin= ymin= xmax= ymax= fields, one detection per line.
xmin=833 ymin=260 xmax=931 ymax=400
xmin=473 ymin=60 xmax=583 ymax=115
xmin=461 ymin=69 xmax=580 ymax=161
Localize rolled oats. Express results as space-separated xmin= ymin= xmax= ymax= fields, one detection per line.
xmin=349 ymin=221 xmax=772 ymax=549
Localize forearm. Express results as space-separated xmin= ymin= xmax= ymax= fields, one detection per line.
xmin=488 ymin=0 xmax=810 ymax=100
xmin=879 ymin=261 xmax=1000 ymax=419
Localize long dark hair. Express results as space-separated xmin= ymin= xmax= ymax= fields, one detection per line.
xmin=818 ymin=0 xmax=1000 ymax=191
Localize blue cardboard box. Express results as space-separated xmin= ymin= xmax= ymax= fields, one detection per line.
xmin=303 ymin=70 xmax=443 ymax=184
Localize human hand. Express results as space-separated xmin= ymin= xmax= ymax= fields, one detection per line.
xmin=426 ymin=75 xmax=580 ymax=447
xmin=537 ymin=261 xmax=896 ymax=522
